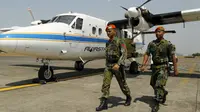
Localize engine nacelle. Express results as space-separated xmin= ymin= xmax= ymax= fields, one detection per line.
xmin=129 ymin=16 xmax=151 ymax=32
xmin=127 ymin=7 xmax=140 ymax=18
xmin=31 ymin=20 xmax=42 ymax=25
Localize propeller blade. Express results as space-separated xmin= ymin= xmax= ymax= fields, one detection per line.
xmin=120 ymin=6 xmax=128 ymax=11
xmin=28 ymin=7 xmax=35 ymax=21
xmin=138 ymin=0 xmax=152 ymax=8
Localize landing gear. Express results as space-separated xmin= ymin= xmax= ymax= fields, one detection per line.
xmin=37 ymin=59 xmax=57 ymax=82
xmin=129 ymin=61 xmax=139 ymax=74
xmin=74 ymin=57 xmax=91 ymax=71
xmin=74 ymin=61 xmax=84 ymax=71
xmin=38 ymin=65 xmax=54 ymax=82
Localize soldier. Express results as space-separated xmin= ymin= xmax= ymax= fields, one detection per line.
xmin=140 ymin=26 xmax=178 ymax=110
xmin=96 ymin=24 xmax=132 ymax=111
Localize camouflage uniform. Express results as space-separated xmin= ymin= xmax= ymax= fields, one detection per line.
xmin=101 ymin=36 xmax=131 ymax=98
xmin=145 ymin=39 xmax=175 ymax=101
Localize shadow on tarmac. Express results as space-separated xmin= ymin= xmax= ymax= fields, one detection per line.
xmin=134 ymin=95 xmax=156 ymax=111
xmin=96 ymin=96 xmax=126 ymax=109
xmin=11 ymin=64 xmax=76 ymax=71
xmin=7 ymin=64 xmax=200 ymax=87
xmin=108 ymin=96 xmax=126 ymax=108
xmin=6 ymin=65 xmax=104 ymax=86
xmin=126 ymin=71 xmax=200 ymax=79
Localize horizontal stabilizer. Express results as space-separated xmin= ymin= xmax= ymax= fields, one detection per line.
xmin=133 ymin=30 xmax=176 ymax=34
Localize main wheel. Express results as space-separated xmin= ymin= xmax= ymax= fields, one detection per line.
xmin=75 ymin=61 xmax=84 ymax=71
xmin=129 ymin=61 xmax=139 ymax=74
xmin=38 ymin=66 xmax=54 ymax=82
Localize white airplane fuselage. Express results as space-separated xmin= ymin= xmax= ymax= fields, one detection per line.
xmin=0 ymin=13 xmax=144 ymax=61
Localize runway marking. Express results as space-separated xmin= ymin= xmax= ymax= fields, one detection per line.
xmin=0 ymin=84 xmax=41 ymax=92
xmin=0 ymin=72 xmax=102 ymax=92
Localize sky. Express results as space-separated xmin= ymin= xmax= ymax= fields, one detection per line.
xmin=0 ymin=0 xmax=200 ymax=55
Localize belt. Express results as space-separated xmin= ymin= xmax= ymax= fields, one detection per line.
xmin=153 ymin=62 xmax=168 ymax=66
xmin=107 ymin=60 xmax=118 ymax=63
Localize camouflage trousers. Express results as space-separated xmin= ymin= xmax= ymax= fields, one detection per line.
xmin=151 ymin=65 xmax=169 ymax=101
xmin=101 ymin=65 xmax=131 ymax=98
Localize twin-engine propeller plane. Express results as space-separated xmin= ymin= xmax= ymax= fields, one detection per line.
xmin=0 ymin=0 xmax=200 ymax=82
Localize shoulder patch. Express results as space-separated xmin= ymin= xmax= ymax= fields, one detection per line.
xmin=121 ymin=43 xmax=126 ymax=48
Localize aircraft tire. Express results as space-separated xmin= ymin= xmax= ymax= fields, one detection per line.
xmin=75 ymin=61 xmax=84 ymax=71
xmin=38 ymin=66 xmax=54 ymax=82
xmin=129 ymin=61 xmax=139 ymax=74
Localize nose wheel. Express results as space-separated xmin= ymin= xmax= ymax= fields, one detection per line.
xmin=38 ymin=65 xmax=54 ymax=82
xmin=129 ymin=61 xmax=139 ymax=74
xmin=37 ymin=59 xmax=57 ymax=83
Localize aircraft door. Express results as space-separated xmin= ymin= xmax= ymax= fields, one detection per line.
xmin=68 ymin=18 xmax=84 ymax=48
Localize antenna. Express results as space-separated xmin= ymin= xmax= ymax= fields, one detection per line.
xmin=28 ymin=7 xmax=35 ymax=21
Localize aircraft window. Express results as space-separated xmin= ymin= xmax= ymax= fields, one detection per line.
xmin=54 ymin=15 xmax=76 ymax=24
xmin=49 ymin=16 xmax=58 ymax=23
xmin=92 ymin=27 xmax=96 ymax=34
xmin=98 ymin=28 xmax=102 ymax=35
xmin=75 ymin=18 xmax=83 ymax=30
xmin=71 ymin=23 xmax=75 ymax=29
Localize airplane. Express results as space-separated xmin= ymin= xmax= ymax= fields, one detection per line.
xmin=0 ymin=0 xmax=199 ymax=82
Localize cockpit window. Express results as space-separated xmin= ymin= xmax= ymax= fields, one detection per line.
xmin=49 ymin=16 xmax=58 ymax=22
xmin=71 ymin=18 xmax=83 ymax=30
xmin=49 ymin=15 xmax=76 ymax=25
xmin=75 ymin=18 xmax=83 ymax=30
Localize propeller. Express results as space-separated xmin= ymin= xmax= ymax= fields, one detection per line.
xmin=120 ymin=0 xmax=153 ymax=42
xmin=28 ymin=8 xmax=50 ymax=25
xmin=27 ymin=7 xmax=35 ymax=21
xmin=121 ymin=0 xmax=152 ymax=18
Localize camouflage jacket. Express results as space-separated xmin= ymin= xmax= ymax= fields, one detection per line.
xmin=105 ymin=36 xmax=127 ymax=67
xmin=145 ymin=39 xmax=176 ymax=64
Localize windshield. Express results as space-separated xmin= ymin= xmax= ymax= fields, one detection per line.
xmin=49 ymin=15 xmax=76 ymax=25
xmin=49 ymin=16 xmax=58 ymax=23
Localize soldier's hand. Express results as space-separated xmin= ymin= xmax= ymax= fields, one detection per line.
xmin=112 ymin=64 xmax=120 ymax=71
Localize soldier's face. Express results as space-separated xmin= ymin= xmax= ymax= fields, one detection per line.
xmin=155 ymin=30 xmax=165 ymax=39
xmin=106 ymin=29 xmax=116 ymax=38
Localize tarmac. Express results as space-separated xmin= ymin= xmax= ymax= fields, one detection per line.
xmin=0 ymin=54 xmax=199 ymax=112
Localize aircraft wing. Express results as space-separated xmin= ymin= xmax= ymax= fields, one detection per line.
xmin=0 ymin=26 xmax=22 ymax=33
xmin=151 ymin=8 xmax=200 ymax=25
xmin=108 ymin=19 xmax=129 ymax=29
xmin=0 ymin=28 xmax=14 ymax=33
xmin=108 ymin=8 xmax=200 ymax=29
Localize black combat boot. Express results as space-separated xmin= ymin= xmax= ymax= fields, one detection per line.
xmin=152 ymin=100 xmax=159 ymax=112
xmin=124 ymin=95 xmax=132 ymax=106
xmin=161 ymin=90 xmax=168 ymax=104
xmin=96 ymin=97 xmax=108 ymax=111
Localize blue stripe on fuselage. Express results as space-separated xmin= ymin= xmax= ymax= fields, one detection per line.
xmin=0 ymin=33 xmax=144 ymax=45
xmin=0 ymin=34 xmax=108 ymax=43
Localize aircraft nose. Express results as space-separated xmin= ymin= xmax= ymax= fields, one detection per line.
xmin=0 ymin=34 xmax=17 ymax=53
